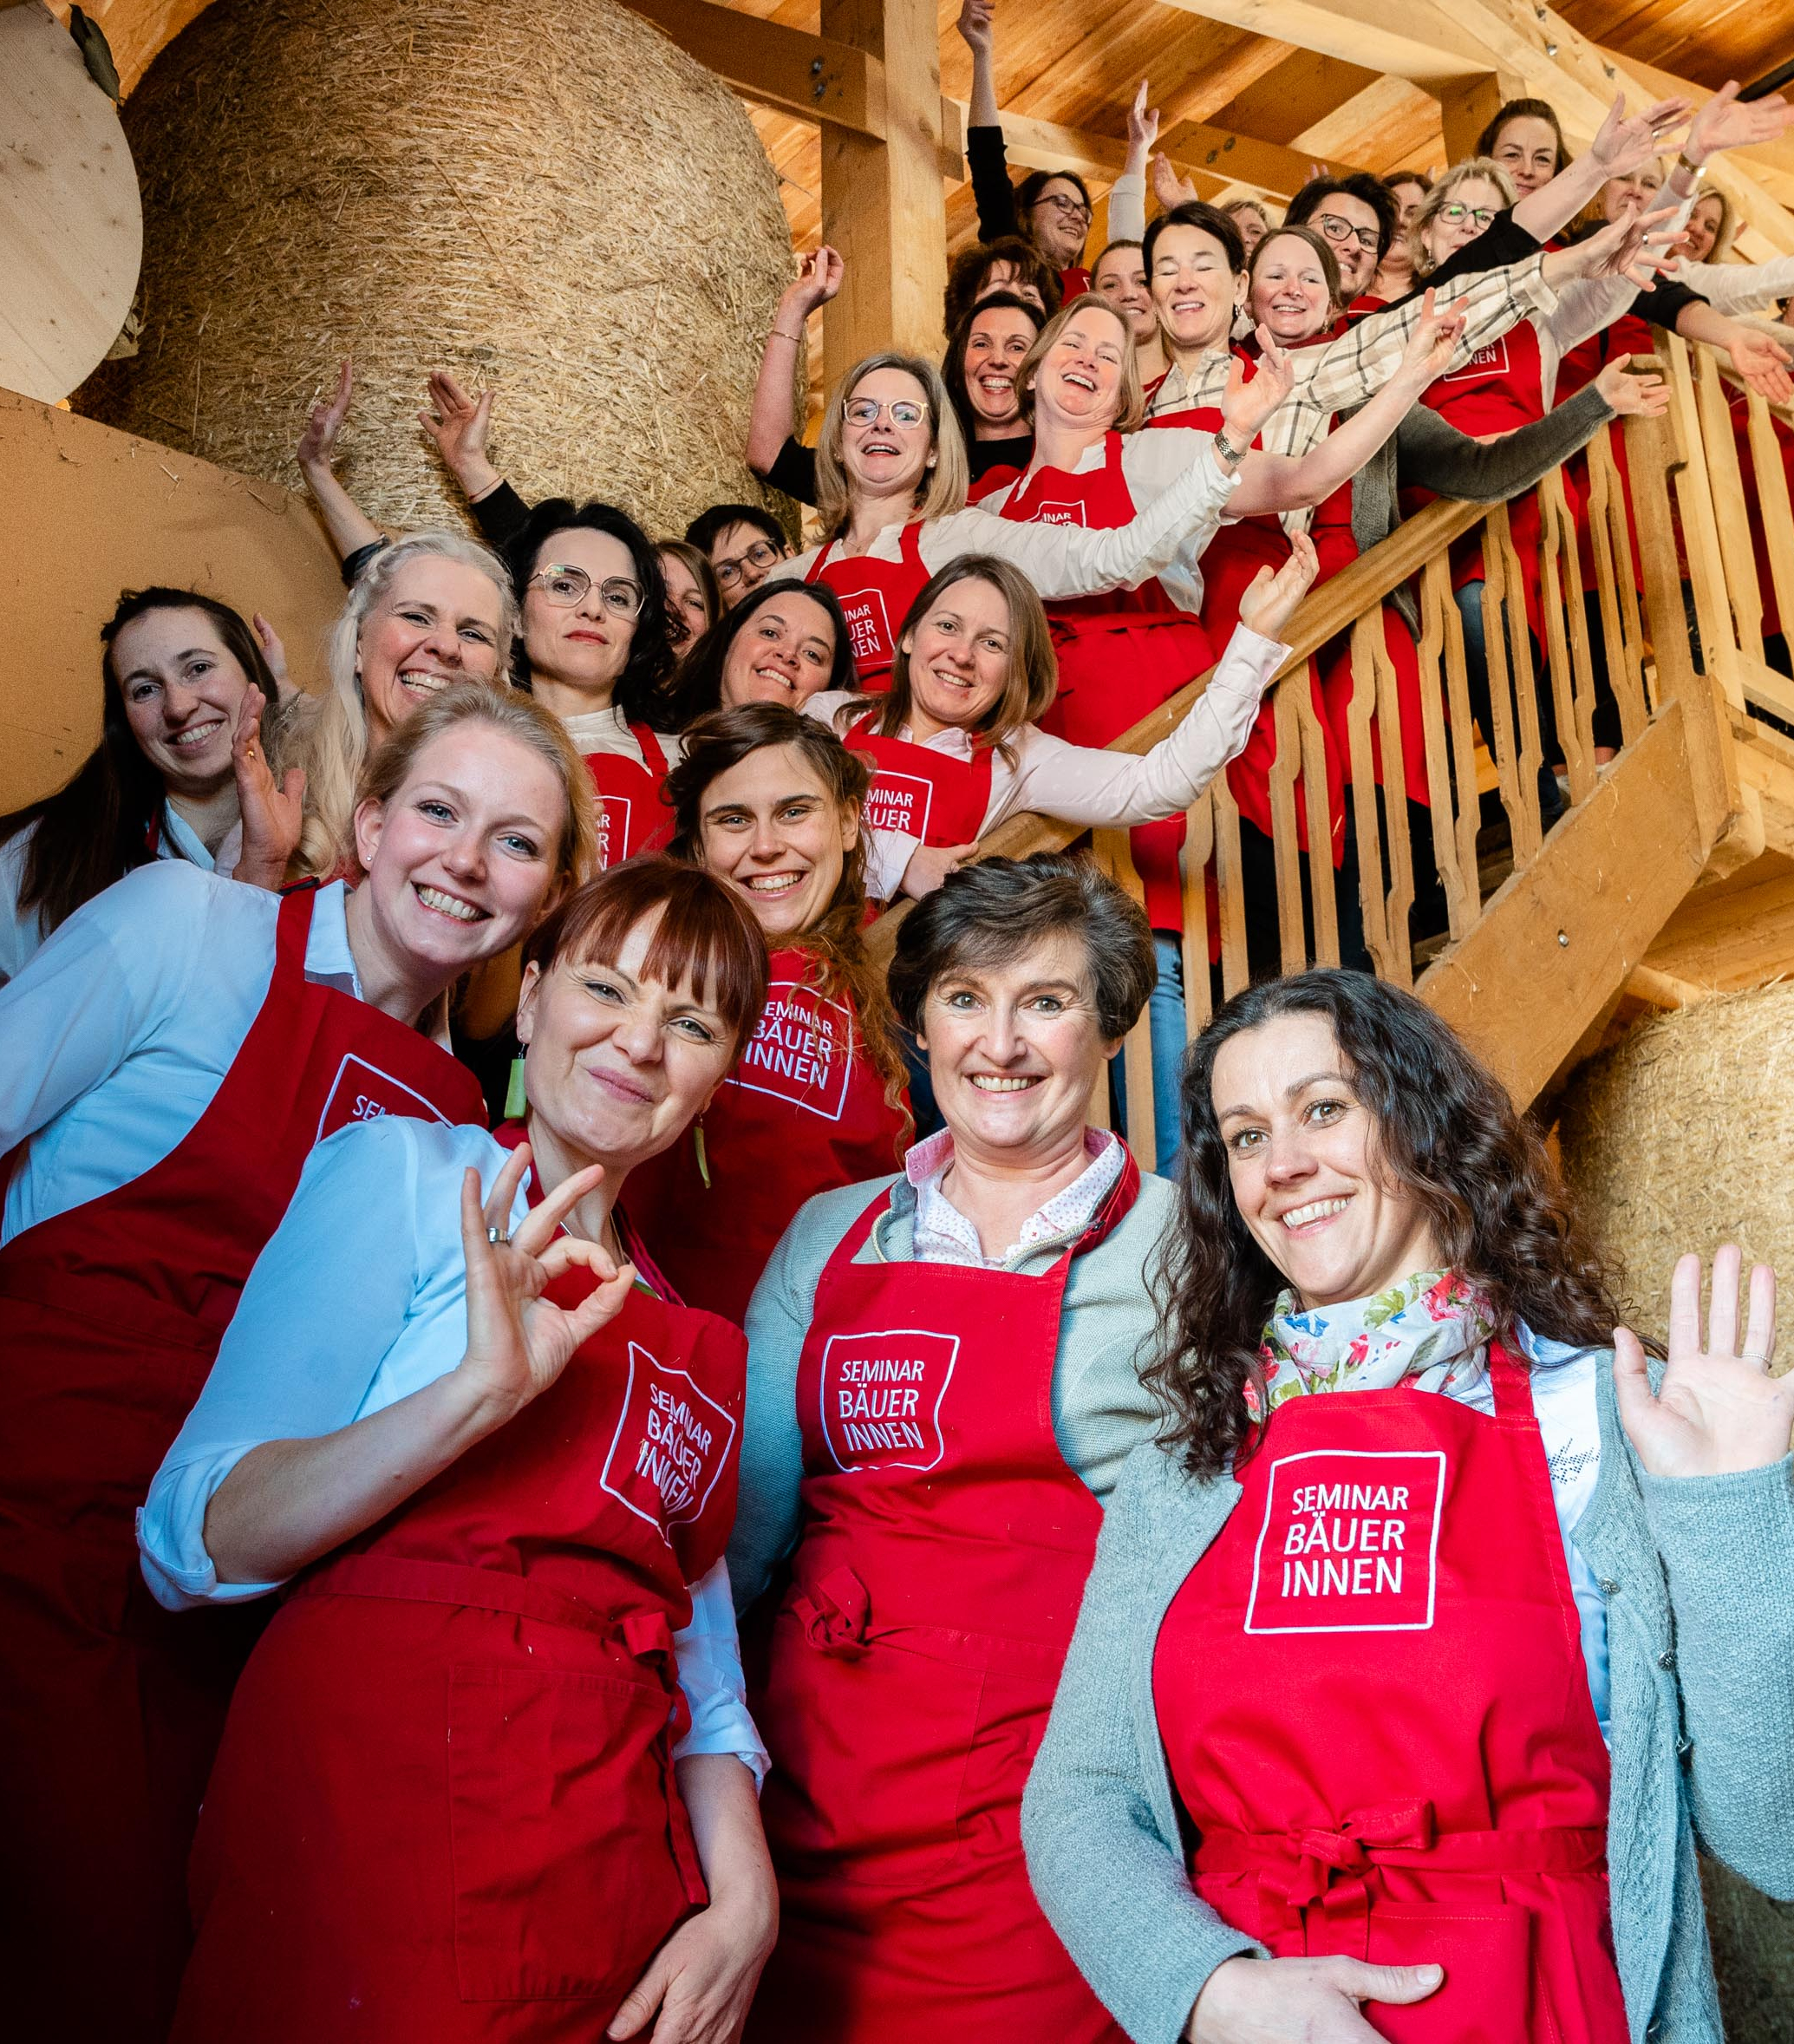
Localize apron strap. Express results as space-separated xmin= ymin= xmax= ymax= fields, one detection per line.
xmin=630 ymin=722 xmax=671 ymax=780
xmin=804 ymin=538 xmax=834 ymax=582
xmin=271 ymin=874 xmax=319 ymax=978
xmin=1486 ymin=1339 xmax=1536 ymax=1420
xmin=899 ymin=519 xmax=928 ymax=570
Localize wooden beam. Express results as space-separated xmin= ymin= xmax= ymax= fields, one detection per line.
xmin=1151 ymin=0 xmax=1503 ymax=91
xmin=1643 ymin=850 xmax=1794 ymax=990
xmin=819 ymin=0 xmax=948 ymax=363
xmin=1432 ymin=72 xmax=1508 ymax=160
xmin=620 ymin=0 xmax=885 ymax=137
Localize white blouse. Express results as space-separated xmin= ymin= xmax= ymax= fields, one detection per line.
xmin=138 ymin=1114 xmax=767 ymax=1780
xmin=0 ymin=865 xmax=435 ymax=1244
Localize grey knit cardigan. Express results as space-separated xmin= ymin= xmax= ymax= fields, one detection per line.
xmin=1021 ymin=1355 xmax=1794 ymax=2044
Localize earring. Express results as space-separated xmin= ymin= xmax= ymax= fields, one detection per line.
xmin=504 ymin=1053 xmax=527 ymax=1122
xmin=693 ymin=1116 xmax=712 ymax=1191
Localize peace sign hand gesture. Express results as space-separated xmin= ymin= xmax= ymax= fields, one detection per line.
xmin=1615 ymin=1248 xmax=1791 ymax=1479
xmin=453 ymin=1144 xmax=637 ymax=1427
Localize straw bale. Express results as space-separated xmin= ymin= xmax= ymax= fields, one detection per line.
xmin=78 ymin=0 xmax=798 ymax=539
xmin=1557 ymin=983 xmax=1794 ymax=1358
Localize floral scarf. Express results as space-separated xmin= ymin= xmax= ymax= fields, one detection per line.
xmin=1249 ymin=1269 xmax=1497 ymax=1419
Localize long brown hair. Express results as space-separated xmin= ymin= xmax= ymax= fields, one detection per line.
xmin=1147 ymin=971 xmax=1636 ymax=1479
xmin=664 ymin=704 xmax=909 ymax=1107
xmin=846 ymin=557 xmax=1056 ymax=764
xmin=1 ymin=587 xmax=278 ymax=937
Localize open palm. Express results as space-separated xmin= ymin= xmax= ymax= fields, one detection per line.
xmin=1615 ymin=1247 xmax=1791 ymax=1478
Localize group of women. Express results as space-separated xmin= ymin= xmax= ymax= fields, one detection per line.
xmin=3 ymin=47 xmax=1793 ymax=2044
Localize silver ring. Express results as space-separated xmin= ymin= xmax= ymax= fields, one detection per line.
xmin=486 ymin=1225 xmax=509 ymax=1247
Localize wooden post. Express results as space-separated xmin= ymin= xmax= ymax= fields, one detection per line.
xmin=1432 ymin=73 xmax=1508 ymax=160
xmin=819 ymin=0 xmax=948 ymax=375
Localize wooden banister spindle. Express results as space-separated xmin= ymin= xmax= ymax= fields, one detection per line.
xmin=1537 ymin=467 xmax=1596 ymax=806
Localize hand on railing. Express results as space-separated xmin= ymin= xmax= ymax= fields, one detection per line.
xmin=420 ymin=370 xmax=502 ymax=501
xmin=1723 ymin=328 xmax=1794 ymax=405
xmin=1236 ymin=530 xmax=1320 ymax=641
xmin=1595 ymin=359 xmax=1670 ymax=418
xmin=898 ymin=841 xmax=982 ymax=901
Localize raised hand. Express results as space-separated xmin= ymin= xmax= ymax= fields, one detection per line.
xmin=1221 ymin=330 xmax=1294 ymax=447
xmin=228 ymin=686 xmax=306 ymax=890
xmin=1152 ymin=153 xmax=1200 ymax=213
xmin=1578 ymin=205 xmax=1680 ymax=287
xmin=1615 ymin=1247 xmax=1791 ymax=1479
xmin=1685 ymin=80 xmax=1794 ymax=166
xmin=1595 ymin=358 xmax=1670 ymax=418
xmin=251 ymin=611 xmax=290 ymax=695
xmin=1187 ymin=1954 xmax=1443 ymax=2041
xmin=1589 ymin=92 xmax=1692 ymax=179
xmin=1397 ymin=287 xmax=1466 ymax=386
xmin=452 ymin=1146 xmax=636 ymax=1426
xmin=1127 ymin=81 xmax=1161 ymax=164
xmin=782 ymin=246 xmax=845 ymax=323
xmin=420 ymin=369 xmax=500 ymax=498
xmin=297 ymin=357 xmax=353 ymax=473
xmin=955 ymin=0 xmax=994 ymax=58
xmin=1726 ymin=328 xmax=1794 ymax=405
xmin=1237 ymin=531 xmax=1318 ymax=640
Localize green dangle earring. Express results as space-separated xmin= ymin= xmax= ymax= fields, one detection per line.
xmin=504 ymin=1052 xmax=527 ymax=1122
xmin=693 ymin=1116 xmax=711 ymax=1191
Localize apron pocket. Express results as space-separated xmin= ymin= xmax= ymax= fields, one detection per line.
xmin=760 ymin=1613 xmax=985 ymax=1888
xmin=1360 ymin=1903 xmax=1534 ymax=2043
xmin=447 ymin=1661 xmax=692 ymax=2004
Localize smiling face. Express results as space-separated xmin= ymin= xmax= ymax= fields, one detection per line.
xmin=659 ymin=548 xmax=710 ymax=649
xmin=841 ymin=366 xmax=936 ymax=502
xmin=1029 ymin=176 xmax=1092 ymax=267
xmin=1308 ymin=193 xmax=1381 ymax=296
xmin=1150 ymin=223 xmax=1245 ymax=352
xmin=1680 ymin=193 xmax=1726 ymax=263
xmin=1249 ymin=233 xmax=1334 ymax=343
xmin=516 ymin=909 xmax=738 ymax=1174
xmin=1093 ymin=243 xmax=1156 ymax=342
xmin=719 ymin=592 xmax=839 ymax=709
xmin=520 ymin=526 xmax=641 ymax=702
xmin=1229 ymin=206 xmax=1269 ymax=258
xmin=918 ymin=931 xmax=1114 ymax=1170
xmin=1489 ymin=114 xmax=1561 ymax=197
xmin=112 ymin=606 xmax=254 ymax=799
xmin=1421 ymin=175 xmax=1505 ymax=270
xmin=355 ymin=556 xmax=507 ymax=746
xmin=709 ymin=520 xmax=788 ymax=608
xmin=962 ymin=305 xmax=1035 ymax=429
xmin=1210 ymin=1010 xmax=1439 ymax=1309
xmin=695 ymin=742 xmax=858 ymax=939
xmin=1031 ymin=300 xmax=1129 ymax=432
xmin=351 ymin=722 xmax=566 ymax=980
xmin=901 ymin=576 xmax=1012 ymax=735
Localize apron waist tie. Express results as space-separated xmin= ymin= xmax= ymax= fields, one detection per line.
xmin=791 ymin=1565 xmax=871 ymax=1656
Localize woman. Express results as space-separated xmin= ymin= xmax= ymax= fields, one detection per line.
xmin=661 ymin=538 xmax=723 ymax=650
xmin=501 ymin=498 xmax=681 ymax=868
xmin=747 ymin=256 xmax=1043 ymax=506
xmin=281 ymin=529 xmax=516 ymax=877
xmin=730 ymin=852 xmax=1181 ymax=2043
xmin=661 ymin=579 xmax=856 ymax=732
xmin=625 ymin=707 xmax=909 ymax=1325
xmin=142 ymin=858 xmax=778 ymax=2042
xmin=1024 ymin=970 xmax=1794 ymax=2044
xmin=1369 ymin=169 xmax=1429 ymax=304
xmin=0 ymin=587 xmax=302 ymax=983
xmin=1093 ymin=237 xmax=1169 ymax=386
xmin=0 ymin=684 xmax=595 ymax=2041
xmin=943 ymin=233 xmax=1063 ymax=329
xmin=784 ymin=344 xmax=1288 ymax=689
xmin=1220 ymin=196 xmax=1272 ymax=258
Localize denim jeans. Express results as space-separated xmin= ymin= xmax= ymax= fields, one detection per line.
xmin=1113 ymin=931 xmax=1188 ymax=1176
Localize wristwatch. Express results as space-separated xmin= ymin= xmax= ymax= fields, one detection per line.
xmin=1213 ymin=428 xmax=1247 ymax=469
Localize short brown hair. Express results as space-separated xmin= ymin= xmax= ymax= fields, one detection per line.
xmin=944 ymin=235 xmax=1066 ymax=330
xmin=888 ymin=852 xmax=1156 ymax=1042
xmin=523 ymin=854 xmax=769 ymax=1055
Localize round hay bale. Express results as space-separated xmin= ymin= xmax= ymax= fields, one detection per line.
xmin=77 ymin=0 xmax=796 ymax=539
xmin=1557 ymin=983 xmax=1794 ymax=1356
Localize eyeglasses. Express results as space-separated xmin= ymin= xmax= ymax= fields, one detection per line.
xmin=528 ymin=565 xmax=644 ymax=618
xmin=1437 ymin=202 xmax=1497 ymax=230
xmin=1314 ymin=212 xmax=1382 ymax=253
xmin=1034 ymin=192 xmax=1093 ymax=225
xmin=843 ymin=396 xmax=930 ymax=429
xmin=714 ymin=539 xmax=783 ymax=590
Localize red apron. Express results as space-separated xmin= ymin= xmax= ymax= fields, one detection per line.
xmin=584 ymin=722 xmax=674 ymax=868
xmin=747 ymin=1159 xmax=1142 ymax=2044
xmin=1149 ymin=387 xmax=1347 ymax=869
xmin=1557 ymin=315 xmax=1653 ymax=602
xmin=806 ymin=520 xmax=933 ymax=690
xmin=1153 ymin=1345 xmax=1628 ymax=2044
xmin=969 ymin=458 xmax=1027 ymax=505
xmin=624 ymin=945 xmax=907 ymax=1324
xmin=173 ymin=1202 xmax=745 ymax=2042
xmin=1001 ymin=430 xmax=1217 ymax=926
xmin=1060 ymin=264 xmax=1093 ymax=302
xmin=845 ymin=713 xmax=995 ymax=852
xmin=0 ymin=882 xmax=486 ymax=2043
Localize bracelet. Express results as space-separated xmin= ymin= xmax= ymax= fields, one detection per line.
xmin=771 ymin=328 xmax=806 ymax=343
xmin=1675 ymin=151 xmax=1705 ymax=182
xmin=1213 ymin=427 xmax=1246 ymax=469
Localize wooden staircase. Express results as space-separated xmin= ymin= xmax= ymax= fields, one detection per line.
xmin=870 ymin=336 xmax=1794 ymax=1147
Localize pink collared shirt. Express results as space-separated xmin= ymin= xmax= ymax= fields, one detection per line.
xmin=905 ymin=1126 xmax=1125 ymax=1270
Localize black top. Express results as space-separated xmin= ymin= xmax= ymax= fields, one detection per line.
xmin=466 ymin=479 xmax=534 ymax=554
xmin=969 ymin=125 xmax=1022 ymax=245
xmin=1398 ymin=206 xmax=1700 ymax=331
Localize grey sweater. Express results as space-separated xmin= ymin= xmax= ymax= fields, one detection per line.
xmin=1020 ymin=1358 xmax=1794 ymax=2044
xmin=727 ymin=1166 xmax=1178 ymax=1612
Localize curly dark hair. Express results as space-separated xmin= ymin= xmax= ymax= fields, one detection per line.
xmin=1146 ymin=970 xmax=1635 ymax=1478
xmin=502 ymin=499 xmax=674 ymax=722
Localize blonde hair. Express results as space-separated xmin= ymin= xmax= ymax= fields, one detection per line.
xmin=851 ymin=555 xmax=1058 ymax=763
xmin=812 ymin=352 xmax=970 ymax=539
xmin=1408 ymin=160 xmax=1517 ymax=277
xmin=279 ymin=532 xmax=518 ymax=878
xmin=349 ymin=680 xmax=598 ymax=896
xmin=1016 ymin=296 xmax=1146 ymax=434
